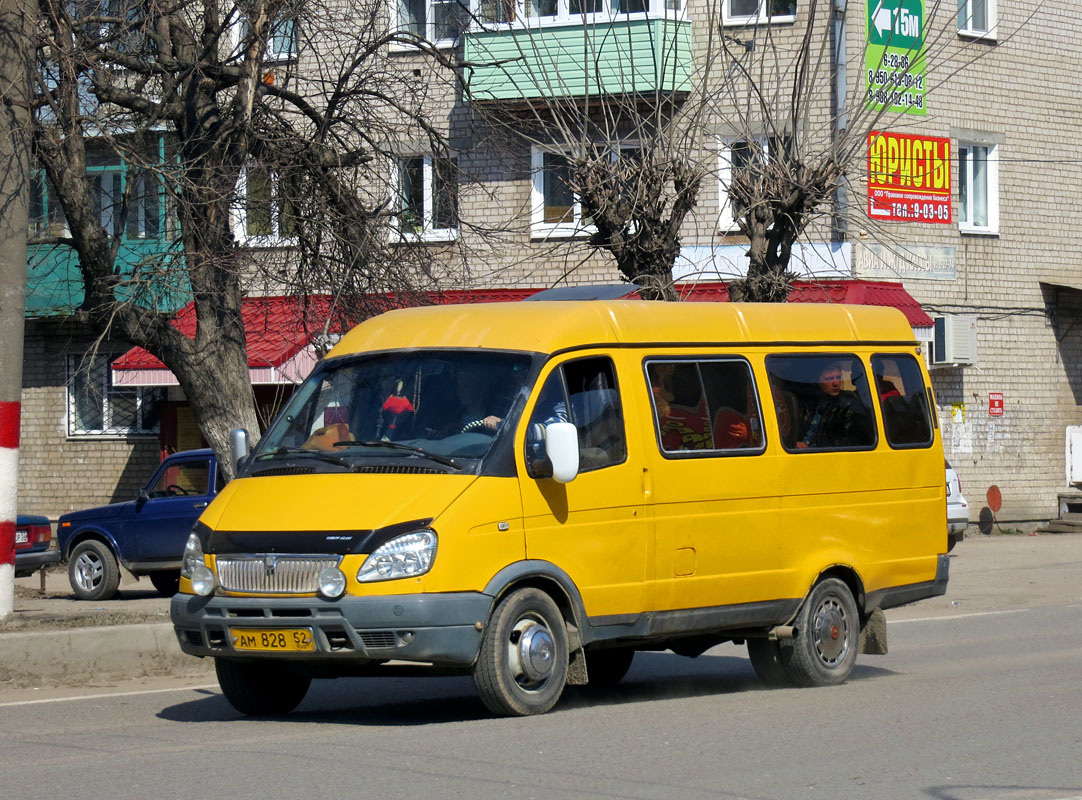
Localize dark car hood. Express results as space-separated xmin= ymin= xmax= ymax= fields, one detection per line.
xmin=58 ymin=500 xmax=135 ymax=524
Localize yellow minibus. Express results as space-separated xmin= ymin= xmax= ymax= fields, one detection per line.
xmin=171 ymin=300 xmax=949 ymax=716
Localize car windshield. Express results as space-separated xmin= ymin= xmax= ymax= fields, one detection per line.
xmin=252 ymin=350 xmax=535 ymax=471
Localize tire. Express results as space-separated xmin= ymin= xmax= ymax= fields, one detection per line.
xmin=68 ymin=540 xmax=121 ymax=601
xmin=781 ymin=577 xmax=860 ymax=687
xmin=474 ymin=588 xmax=569 ymax=716
xmin=215 ymin=659 xmax=311 ymax=716
xmin=747 ymin=638 xmax=792 ymax=687
xmin=148 ymin=570 xmax=180 ymax=597
xmin=585 ymin=647 xmax=635 ymax=687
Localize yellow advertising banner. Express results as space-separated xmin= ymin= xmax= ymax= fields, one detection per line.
xmin=867 ymin=131 xmax=951 ymax=223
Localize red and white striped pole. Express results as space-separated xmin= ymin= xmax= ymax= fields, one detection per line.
xmin=0 ymin=0 xmax=31 ymax=621
xmin=0 ymin=405 xmax=18 ymax=620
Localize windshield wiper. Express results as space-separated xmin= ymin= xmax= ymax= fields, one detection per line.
xmin=333 ymin=439 xmax=461 ymax=470
xmin=256 ymin=446 xmax=354 ymax=470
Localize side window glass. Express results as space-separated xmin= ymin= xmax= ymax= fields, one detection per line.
xmin=766 ymin=355 xmax=877 ymax=452
xmin=647 ymin=358 xmax=764 ymax=456
xmin=149 ymin=461 xmax=210 ymax=497
xmin=872 ymin=355 xmax=934 ymax=448
xmin=526 ymin=357 xmax=626 ymax=476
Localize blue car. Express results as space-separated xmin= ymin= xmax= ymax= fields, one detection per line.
xmin=57 ymin=449 xmax=222 ymax=600
xmin=14 ymin=514 xmax=61 ymax=578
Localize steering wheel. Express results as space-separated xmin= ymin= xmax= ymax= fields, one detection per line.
xmin=461 ymin=419 xmax=496 ymax=435
xmin=163 ymin=484 xmax=190 ymax=496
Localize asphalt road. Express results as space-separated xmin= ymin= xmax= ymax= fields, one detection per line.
xmin=3 ymin=537 xmax=1082 ymax=800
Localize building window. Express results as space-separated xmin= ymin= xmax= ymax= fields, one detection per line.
xmin=398 ymin=0 xmax=468 ymax=44
xmin=68 ymin=354 xmax=162 ymax=437
xmin=958 ymin=142 xmax=998 ymax=234
xmin=718 ymin=137 xmax=787 ymax=232
xmin=722 ymin=0 xmax=796 ymax=26
xmin=237 ymin=13 xmax=298 ymax=61
xmin=236 ymin=165 xmax=297 ymax=243
xmin=471 ymin=0 xmax=680 ymax=26
xmin=530 ymin=148 xmax=592 ymax=238
xmin=396 ymin=155 xmax=459 ymax=241
xmin=957 ymin=0 xmax=995 ymax=39
xmin=29 ymin=173 xmax=69 ymax=238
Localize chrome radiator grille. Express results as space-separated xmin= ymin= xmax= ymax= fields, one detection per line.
xmin=215 ymin=555 xmax=341 ymax=594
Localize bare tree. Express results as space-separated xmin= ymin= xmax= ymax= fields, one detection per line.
xmin=462 ymin=0 xmax=992 ymax=302
xmin=28 ymin=0 xmax=460 ymax=473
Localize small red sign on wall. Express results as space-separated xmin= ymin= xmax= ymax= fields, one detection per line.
xmin=988 ymin=392 xmax=1004 ymax=416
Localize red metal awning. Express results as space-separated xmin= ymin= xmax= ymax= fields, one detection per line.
xmin=111 ymin=280 xmax=931 ymax=387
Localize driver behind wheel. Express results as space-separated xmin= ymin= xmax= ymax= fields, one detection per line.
xmin=454 ymin=368 xmax=503 ymax=434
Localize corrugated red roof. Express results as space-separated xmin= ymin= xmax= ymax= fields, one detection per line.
xmin=674 ymin=280 xmax=934 ymax=328
xmin=113 ymin=280 xmax=931 ymax=372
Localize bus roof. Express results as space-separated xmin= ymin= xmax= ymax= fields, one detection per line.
xmin=326 ymin=300 xmax=917 ymax=359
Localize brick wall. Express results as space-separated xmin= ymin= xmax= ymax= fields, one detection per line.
xmin=17 ymin=319 xmax=161 ymax=521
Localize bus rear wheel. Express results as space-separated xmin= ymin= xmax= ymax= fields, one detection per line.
xmin=782 ymin=577 xmax=859 ymax=687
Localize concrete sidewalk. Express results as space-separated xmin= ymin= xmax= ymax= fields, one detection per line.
xmin=2 ymin=533 xmax=1081 ymax=691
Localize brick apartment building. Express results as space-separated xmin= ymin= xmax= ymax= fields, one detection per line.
xmin=17 ymin=0 xmax=1082 ymax=528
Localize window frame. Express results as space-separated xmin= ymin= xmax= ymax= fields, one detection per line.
xmin=721 ymin=0 xmax=796 ymax=27
xmin=765 ymin=353 xmax=879 ymax=454
xmin=525 ymin=355 xmax=627 ymax=477
xmin=718 ymin=136 xmax=779 ymax=233
xmin=530 ymin=146 xmax=591 ymax=239
xmin=393 ymin=0 xmax=468 ymax=48
xmin=234 ymin=164 xmax=298 ymax=246
xmin=871 ymin=354 xmax=935 ymax=450
xmin=466 ymin=0 xmax=685 ymax=32
xmin=957 ymin=0 xmax=996 ymax=40
xmin=233 ymin=10 xmax=299 ymax=63
xmin=957 ymin=141 xmax=999 ymax=235
xmin=644 ymin=356 xmax=767 ymax=459
xmin=393 ymin=154 xmax=460 ymax=243
xmin=67 ymin=354 xmax=162 ymax=438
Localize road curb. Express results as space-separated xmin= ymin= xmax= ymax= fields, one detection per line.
xmin=0 ymin=622 xmax=213 ymax=689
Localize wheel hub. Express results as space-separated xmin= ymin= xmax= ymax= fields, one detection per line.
xmin=517 ymin=623 xmax=555 ymax=682
xmin=814 ymin=599 xmax=848 ymax=663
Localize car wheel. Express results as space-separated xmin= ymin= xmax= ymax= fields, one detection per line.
xmin=68 ymin=540 xmax=121 ymax=601
xmin=148 ymin=570 xmax=180 ymax=597
xmin=474 ymin=588 xmax=568 ymax=716
xmin=215 ymin=659 xmax=311 ymax=716
xmin=781 ymin=577 xmax=860 ymax=687
xmin=585 ymin=647 xmax=635 ymax=687
xmin=747 ymin=638 xmax=793 ymax=687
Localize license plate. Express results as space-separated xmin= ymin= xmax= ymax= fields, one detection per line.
xmin=14 ymin=530 xmax=28 ymax=545
xmin=231 ymin=628 xmax=315 ymax=652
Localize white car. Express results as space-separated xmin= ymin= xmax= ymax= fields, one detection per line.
xmin=946 ymin=460 xmax=969 ymax=551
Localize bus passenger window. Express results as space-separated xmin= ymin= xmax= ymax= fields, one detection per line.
xmin=646 ymin=358 xmax=764 ymax=456
xmin=765 ymin=355 xmax=877 ymax=452
xmin=872 ymin=355 xmax=934 ymax=448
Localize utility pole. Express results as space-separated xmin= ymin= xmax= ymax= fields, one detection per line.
xmin=0 ymin=0 xmax=30 ymax=621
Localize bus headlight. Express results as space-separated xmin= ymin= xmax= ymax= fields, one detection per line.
xmin=181 ymin=532 xmax=205 ymax=578
xmin=357 ymin=530 xmax=437 ymax=583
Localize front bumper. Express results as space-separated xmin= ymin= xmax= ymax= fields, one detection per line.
xmin=15 ymin=549 xmax=61 ymax=577
xmin=171 ymin=591 xmax=493 ymax=668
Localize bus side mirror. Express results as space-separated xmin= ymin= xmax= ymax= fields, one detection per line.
xmin=229 ymin=428 xmax=250 ymax=476
xmin=545 ymin=422 xmax=580 ymax=484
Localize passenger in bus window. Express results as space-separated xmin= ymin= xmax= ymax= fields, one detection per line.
xmin=797 ymin=361 xmax=869 ymax=449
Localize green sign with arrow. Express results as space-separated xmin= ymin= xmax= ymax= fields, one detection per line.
xmin=865 ymin=0 xmax=926 ymax=116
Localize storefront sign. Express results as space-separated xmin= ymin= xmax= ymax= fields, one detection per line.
xmin=865 ymin=0 xmax=926 ymax=115
xmin=988 ymin=392 xmax=1004 ymax=416
xmin=867 ymin=131 xmax=952 ymax=223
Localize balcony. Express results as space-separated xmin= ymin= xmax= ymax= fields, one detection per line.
xmin=463 ymin=16 xmax=693 ymax=102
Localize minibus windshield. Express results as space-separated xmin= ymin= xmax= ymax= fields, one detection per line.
xmin=252 ymin=350 xmax=534 ymax=470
